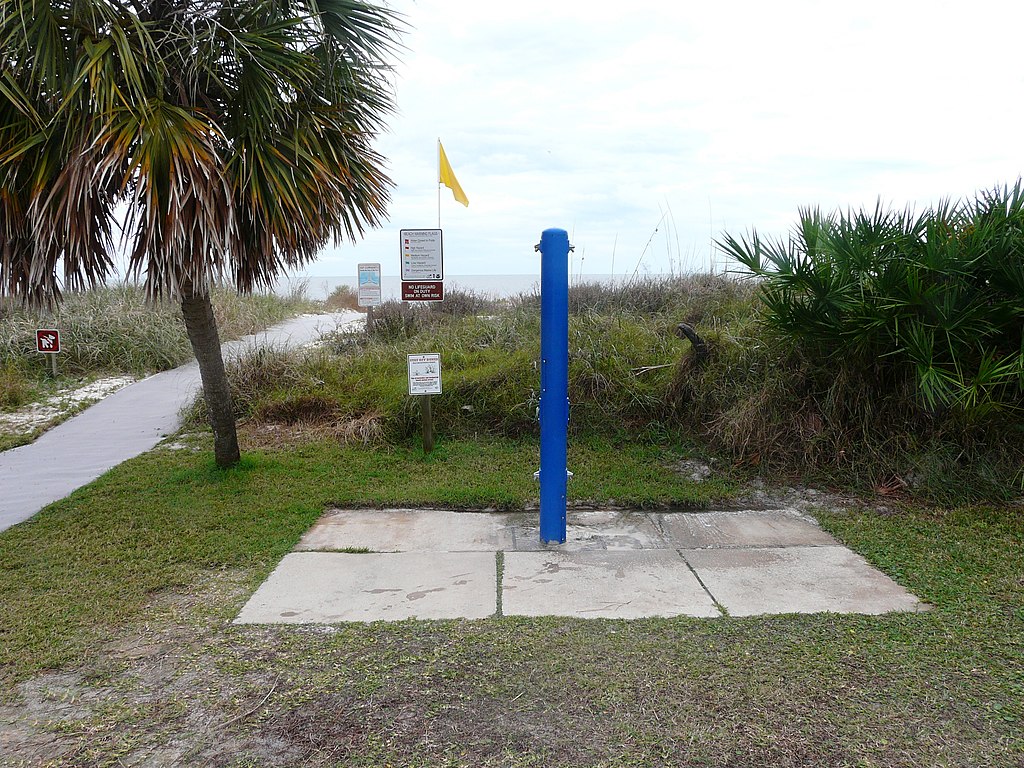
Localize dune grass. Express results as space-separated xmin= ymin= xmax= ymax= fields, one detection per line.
xmin=0 ymin=284 xmax=316 ymax=378
xmin=0 ymin=284 xmax=317 ymax=449
xmin=191 ymin=275 xmax=1024 ymax=504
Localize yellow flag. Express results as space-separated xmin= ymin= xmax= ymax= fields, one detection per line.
xmin=438 ymin=141 xmax=469 ymax=207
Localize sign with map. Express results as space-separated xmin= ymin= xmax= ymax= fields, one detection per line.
xmin=357 ymin=263 xmax=381 ymax=307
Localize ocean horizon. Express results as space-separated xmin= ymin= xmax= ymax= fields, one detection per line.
xmin=277 ymin=273 xmax=626 ymax=301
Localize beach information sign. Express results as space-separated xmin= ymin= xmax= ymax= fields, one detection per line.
xmin=407 ymin=353 xmax=442 ymax=396
xmin=400 ymin=229 xmax=444 ymax=301
xmin=357 ymin=263 xmax=382 ymax=307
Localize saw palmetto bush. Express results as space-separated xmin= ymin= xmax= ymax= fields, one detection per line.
xmin=705 ymin=186 xmax=1024 ymax=501
xmin=719 ymin=186 xmax=1024 ymax=419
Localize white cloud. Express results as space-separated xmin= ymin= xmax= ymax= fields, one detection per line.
xmin=313 ymin=0 xmax=1024 ymax=279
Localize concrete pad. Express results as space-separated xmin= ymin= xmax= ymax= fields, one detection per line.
xmin=297 ymin=509 xmax=514 ymax=552
xmin=683 ymin=546 xmax=928 ymax=616
xmin=235 ymin=552 xmax=496 ymax=623
xmin=656 ymin=510 xmax=839 ymax=549
xmin=238 ymin=508 xmax=929 ymax=623
xmin=508 ymin=509 xmax=669 ymax=551
xmin=502 ymin=550 xmax=719 ymax=619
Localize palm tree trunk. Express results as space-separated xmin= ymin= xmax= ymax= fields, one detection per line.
xmin=181 ymin=286 xmax=240 ymax=468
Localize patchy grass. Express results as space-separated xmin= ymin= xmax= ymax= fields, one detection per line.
xmin=0 ymin=438 xmax=729 ymax=676
xmin=2 ymin=273 xmax=1023 ymax=763
xmin=0 ymin=440 xmax=1022 ymax=766
xmin=0 ymin=438 xmax=1019 ymax=768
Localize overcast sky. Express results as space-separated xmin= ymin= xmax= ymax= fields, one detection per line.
xmin=308 ymin=0 xmax=1024 ymax=279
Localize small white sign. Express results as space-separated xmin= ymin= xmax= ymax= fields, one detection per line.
xmin=357 ymin=262 xmax=382 ymax=307
xmin=400 ymin=229 xmax=443 ymax=281
xmin=407 ymin=353 xmax=442 ymax=395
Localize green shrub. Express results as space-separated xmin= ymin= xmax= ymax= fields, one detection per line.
xmin=0 ymin=361 xmax=34 ymax=409
xmin=700 ymin=187 xmax=1024 ymax=500
xmin=367 ymin=300 xmax=426 ymax=342
xmin=324 ymin=284 xmax=362 ymax=312
xmin=428 ymin=287 xmax=503 ymax=317
xmin=718 ymin=186 xmax=1024 ymax=419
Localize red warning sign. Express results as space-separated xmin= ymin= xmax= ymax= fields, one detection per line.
xmin=401 ymin=281 xmax=444 ymax=302
xmin=36 ymin=329 xmax=60 ymax=353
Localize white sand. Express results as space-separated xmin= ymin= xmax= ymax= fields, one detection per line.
xmin=0 ymin=376 xmax=138 ymax=435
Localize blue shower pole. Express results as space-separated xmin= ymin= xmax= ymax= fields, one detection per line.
xmin=537 ymin=227 xmax=570 ymax=544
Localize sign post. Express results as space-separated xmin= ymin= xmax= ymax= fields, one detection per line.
xmin=36 ymin=329 xmax=60 ymax=377
xmin=400 ymin=229 xmax=444 ymax=302
xmin=407 ymin=353 xmax=442 ymax=453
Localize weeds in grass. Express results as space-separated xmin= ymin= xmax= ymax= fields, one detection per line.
xmin=428 ymin=287 xmax=504 ymax=317
xmin=0 ymin=441 xmax=1021 ymax=767
xmin=364 ymin=289 xmax=506 ymax=342
xmin=368 ymin=300 xmax=422 ymax=341
xmin=0 ymin=361 xmax=34 ymax=409
xmin=199 ymin=277 xmax=747 ymax=444
xmin=205 ymin=272 xmax=1023 ymax=502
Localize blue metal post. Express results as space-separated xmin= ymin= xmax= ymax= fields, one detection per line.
xmin=538 ymin=227 xmax=569 ymax=544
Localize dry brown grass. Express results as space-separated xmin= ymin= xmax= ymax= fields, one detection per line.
xmin=239 ymin=412 xmax=385 ymax=449
xmin=324 ymin=285 xmax=366 ymax=313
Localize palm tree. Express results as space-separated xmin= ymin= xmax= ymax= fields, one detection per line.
xmin=0 ymin=0 xmax=401 ymax=466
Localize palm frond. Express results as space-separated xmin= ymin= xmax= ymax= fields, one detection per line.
xmin=1 ymin=0 xmax=402 ymax=305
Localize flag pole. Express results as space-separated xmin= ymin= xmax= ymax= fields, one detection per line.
xmin=437 ymin=138 xmax=441 ymax=229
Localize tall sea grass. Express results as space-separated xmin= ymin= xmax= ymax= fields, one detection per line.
xmin=210 ymin=269 xmax=1022 ymax=502
xmin=200 ymin=275 xmax=749 ymax=443
xmin=0 ymin=284 xmax=316 ymax=377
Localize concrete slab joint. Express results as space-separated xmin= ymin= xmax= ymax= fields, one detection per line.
xmin=236 ymin=508 xmax=929 ymax=624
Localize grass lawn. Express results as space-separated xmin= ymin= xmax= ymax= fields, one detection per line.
xmin=0 ymin=438 xmax=1021 ymax=766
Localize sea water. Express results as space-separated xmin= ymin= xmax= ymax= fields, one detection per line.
xmin=279 ymin=273 xmax=622 ymax=301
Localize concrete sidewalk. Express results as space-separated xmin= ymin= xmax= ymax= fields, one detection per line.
xmin=0 ymin=311 xmax=361 ymax=532
xmin=236 ymin=508 xmax=929 ymax=623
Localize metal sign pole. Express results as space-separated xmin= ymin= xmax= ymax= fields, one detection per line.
xmin=537 ymin=228 xmax=570 ymax=544
xmin=421 ymin=394 xmax=434 ymax=454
